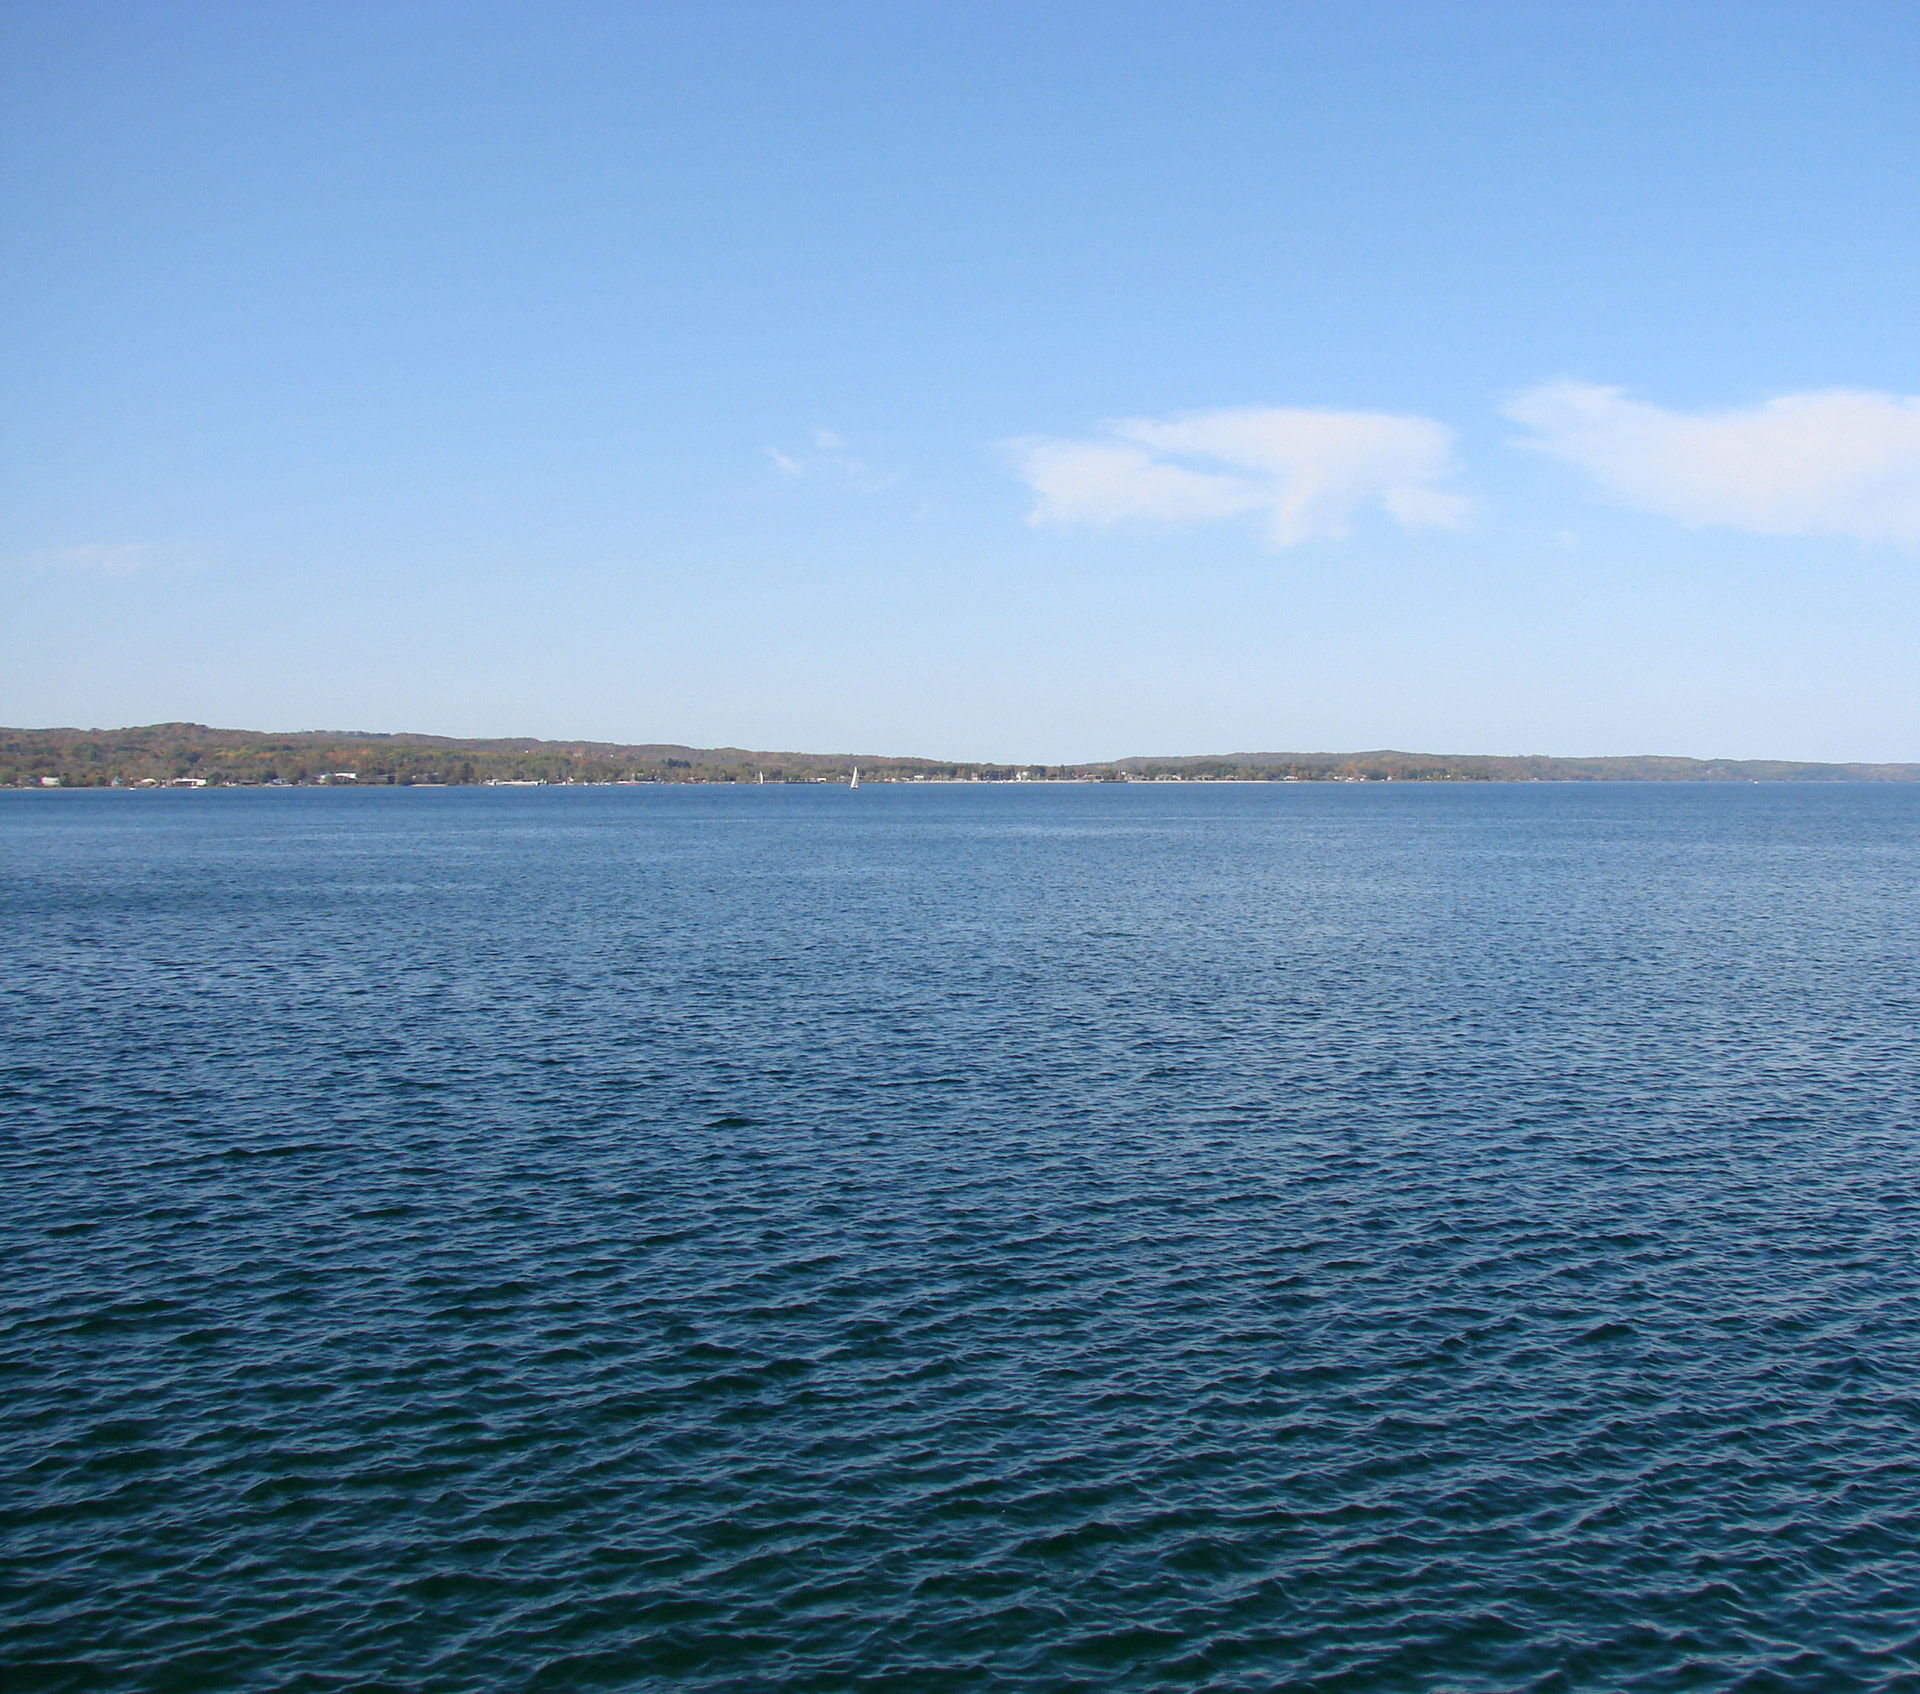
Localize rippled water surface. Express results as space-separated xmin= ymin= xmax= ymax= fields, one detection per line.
xmin=6 ymin=783 xmax=1920 ymax=1691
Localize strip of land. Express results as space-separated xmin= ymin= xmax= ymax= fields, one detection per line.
xmin=4 ymin=724 xmax=1917 ymax=787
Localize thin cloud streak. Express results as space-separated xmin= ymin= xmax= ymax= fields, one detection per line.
xmin=30 ymin=543 xmax=158 ymax=574
xmin=764 ymin=428 xmax=896 ymax=492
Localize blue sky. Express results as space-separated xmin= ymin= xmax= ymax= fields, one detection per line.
xmin=6 ymin=1 xmax=1920 ymax=761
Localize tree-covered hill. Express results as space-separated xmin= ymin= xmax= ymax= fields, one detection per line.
xmin=3 ymin=725 xmax=1916 ymax=787
xmin=1106 ymin=749 xmax=1920 ymax=782
xmin=0 ymin=724 xmax=992 ymax=786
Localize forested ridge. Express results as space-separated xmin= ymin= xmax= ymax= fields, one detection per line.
xmin=5 ymin=725 xmax=1917 ymax=787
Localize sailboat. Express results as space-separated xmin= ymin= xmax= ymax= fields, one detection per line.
xmin=849 ymin=765 xmax=860 ymax=790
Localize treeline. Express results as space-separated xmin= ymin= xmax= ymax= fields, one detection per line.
xmin=1113 ymin=749 xmax=1920 ymax=782
xmin=0 ymin=725 xmax=994 ymax=787
xmin=4 ymin=725 xmax=1917 ymax=788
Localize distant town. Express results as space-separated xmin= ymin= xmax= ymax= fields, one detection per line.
xmin=5 ymin=724 xmax=1919 ymax=789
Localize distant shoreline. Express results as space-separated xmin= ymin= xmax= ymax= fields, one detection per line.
xmin=5 ymin=724 xmax=1918 ymax=789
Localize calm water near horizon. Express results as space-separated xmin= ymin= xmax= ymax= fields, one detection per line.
xmin=5 ymin=782 xmax=1920 ymax=1691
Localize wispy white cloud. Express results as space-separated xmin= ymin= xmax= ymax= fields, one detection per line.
xmin=1507 ymin=382 xmax=1920 ymax=545
xmin=1011 ymin=406 xmax=1470 ymax=547
xmin=765 ymin=427 xmax=893 ymax=491
xmin=31 ymin=542 xmax=160 ymax=574
xmin=16 ymin=541 xmax=208 ymax=580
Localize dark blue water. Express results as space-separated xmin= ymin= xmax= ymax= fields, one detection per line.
xmin=5 ymin=784 xmax=1920 ymax=1691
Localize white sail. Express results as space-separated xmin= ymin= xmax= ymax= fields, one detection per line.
xmin=849 ymin=765 xmax=860 ymax=789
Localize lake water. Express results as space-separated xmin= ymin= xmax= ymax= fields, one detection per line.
xmin=5 ymin=783 xmax=1920 ymax=1691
